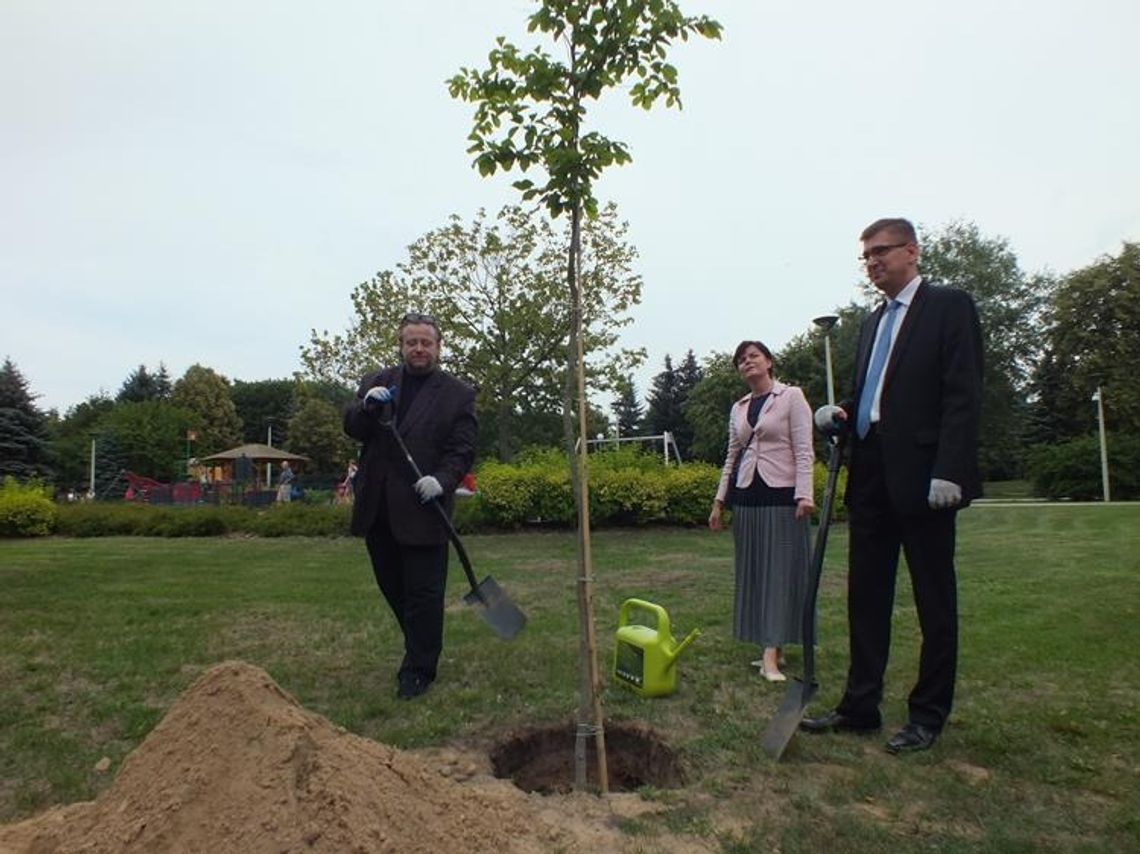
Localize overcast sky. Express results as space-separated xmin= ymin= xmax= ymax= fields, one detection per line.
xmin=4 ymin=0 xmax=1138 ymax=415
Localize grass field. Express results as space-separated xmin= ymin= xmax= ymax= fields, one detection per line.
xmin=2 ymin=505 xmax=1138 ymax=851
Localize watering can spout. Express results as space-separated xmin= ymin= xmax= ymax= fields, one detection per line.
xmin=664 ymin=628 xmax=700 ymax=666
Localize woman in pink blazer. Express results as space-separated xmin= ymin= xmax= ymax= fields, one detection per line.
xmin=708 ymin=340 xmax=815 ymax=681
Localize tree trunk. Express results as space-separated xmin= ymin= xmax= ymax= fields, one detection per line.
xmin=563 ymin=202 xmax=608 ymax=793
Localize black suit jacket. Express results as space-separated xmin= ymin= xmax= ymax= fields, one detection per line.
xmin=344 ymin=365 xmax=476 ymax=544
xmin=846 ymin=279 xmax=984 ymax=515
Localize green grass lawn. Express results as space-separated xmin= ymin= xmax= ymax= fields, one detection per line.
xmin=2 ymin=505 xmax=1138 ymax=851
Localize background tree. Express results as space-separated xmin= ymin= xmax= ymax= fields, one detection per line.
xmin=914 ymin=221 xmax=1050 ymax=480
xmin=301 ymin=203 xmax=644 ymax=461
xmin=116 ymin=363 xmax=172 ymax=403
xmin=610 ymin=373 xmax=643 ymax=437
xmin=449 ymin=0 xmax=721 ymax=790
xmin=775 ymin=303 xmax=872 ymax=410
xmin=671 ymin=349 xmax=703 ymax=457
xmin=89 ymin=427 xmax=128 ymax=497
xmin=172 ymin=365 xmax=242 ymax=455
xmin=683 ymin=353 xmax=742 ymax=463
xmin=231 ymin=379 xmax=297 ymax=446
xmin=100 ymin=400 xmax=193 ymax=482
xmin=285 ymin=394 xmax=357 ymax=479
xmin=1032 ymin=242 xmax=1140 ymax=439
xmin=50 ymin=394 xmax=115 ymax=491
xmin=0 ymin=358 xmax=55 ymax=481
xmin=645 ymin=354 xmax=684 ymax=448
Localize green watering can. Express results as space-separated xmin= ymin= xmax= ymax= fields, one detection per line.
xmin=612 ymin=598 xmax=700 ymax=698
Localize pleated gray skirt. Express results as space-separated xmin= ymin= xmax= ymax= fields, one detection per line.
xmin=731 ymin=505 xmax=811 ymax=646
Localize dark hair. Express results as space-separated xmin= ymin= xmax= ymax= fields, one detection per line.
xmin=860 ymin=217 xmax=917 ymax=245
xmin=398 ymin=312 xmax=441 ymax=342
xmin=732 ymin=340 xmax=774 ymax=374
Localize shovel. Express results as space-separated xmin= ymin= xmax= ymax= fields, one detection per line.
xmin=761 ymin=407 xmax=846 ymax=760
xmin=379 ymin=414 xmax=527 ymax=640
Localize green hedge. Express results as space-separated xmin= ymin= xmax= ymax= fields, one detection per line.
xmin=812 ymin=458 xmax=849 ymax=524
xmin=54 ymin=502 xmax=352 ymax=538
xmin=46 ymin=446 xmax=851 ymax=537
xmin=0 ymin=478 xmax=58 ymax=538
xmin=1026 ymin=433 xmax=1140 ymax=501
xmin=460 ymin=446 xmax=847 ymax=530
xmin=461 ymin=447 xmax=722 ymax=530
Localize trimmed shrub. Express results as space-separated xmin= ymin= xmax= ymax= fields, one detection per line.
xmin=812 ymin=458 xmax=849 ymax=523
xmin=467 ymin=449 xmax=721 ymax=530
xmin=662 ymin=465 xmax=720 ymax=526
xmin=0 ymin=478 xmax=58 ymax=537
xmin=54 ymin=501 xmax=351 ymax=538
xmin=1026 ymin=433 xmax=1140 ymax=501
xmin=245 ymin=503 xmax=351 ymax=537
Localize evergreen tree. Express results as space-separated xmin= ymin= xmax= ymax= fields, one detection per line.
xmin=684 ymin=353 xmax=745 ymax=464
xmin=91 ymin=428 xmax=128 ymax=498
xmin=645 ymin=354 xmax=683 ymax=444
xmin=671 ymin=349 xmax=703 ymax=456
xmin=153 ymin=363 xmax=173 ymax=399
xmin=610 ymin=373 xmax=643 ymax=437
xmin=0 ymin=358 xmax=54 ymax=480
xmin=117 ymin=364 xmax=172 ymax=403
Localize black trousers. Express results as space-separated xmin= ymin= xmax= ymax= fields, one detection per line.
xmin=838 ymin=429 xmax=959 ymax=732
xmin=365 ymin=512 xmax=449 ymax=680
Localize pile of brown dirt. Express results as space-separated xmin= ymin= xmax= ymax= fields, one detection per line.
xmin=0 ymin=661 xmax=642 ymax=853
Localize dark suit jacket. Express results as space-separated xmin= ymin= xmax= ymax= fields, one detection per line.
xmin=344 ymin=365 xmax=476 ymax=544
xmin=845 ymin=279 xmax=984 ymax=515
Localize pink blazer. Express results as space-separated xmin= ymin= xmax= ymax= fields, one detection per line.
xmin=715 ymin=381 xmax=814 ymax=504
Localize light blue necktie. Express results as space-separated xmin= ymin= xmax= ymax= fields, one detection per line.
xmin=856 ymin=300 xmax=901 ymax=439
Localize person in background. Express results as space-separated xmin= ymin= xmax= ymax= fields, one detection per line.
xmin=276 ymin=461 xmax=294 ymax=503
xmin=800 ymin=217 xmax=983 ymax=754
xmin=338 ymin=460 xmax=358 ymax=505
xmin=343 ymin=312 xmax=477 ymax=700
xmin=709 ymin=340 xmax=815 ymax=682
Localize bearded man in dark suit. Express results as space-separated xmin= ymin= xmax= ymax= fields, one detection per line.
xmin=344 ymin=313 xmax=476 ymax=700
xmin=802 ymin=218 xmax=984 ymax=753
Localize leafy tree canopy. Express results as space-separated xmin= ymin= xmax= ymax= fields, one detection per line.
xmin=301 ymin=203 xmax=644 ymax=461
xmin=172 ymin=365 xmax=242 ymax=455
xmin=286 ymin=394 xmax=357 ymax=479
xmin=1033 ymin=241 xmax=1140 ymax=439
xmin=100 ymin=400 xmax=193 ymax=482
xmin=914 ymin=221 xmax=1051 ymax=479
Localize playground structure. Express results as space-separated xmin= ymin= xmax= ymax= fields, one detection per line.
xmin=579 ymin=431 xmax=683 ymax=464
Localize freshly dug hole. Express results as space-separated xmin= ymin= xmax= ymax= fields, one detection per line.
xmin=490 ymin=722 xmax=684 ymax=794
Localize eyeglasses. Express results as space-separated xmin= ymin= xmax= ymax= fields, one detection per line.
xmin=859 ymin=242 xmax=909 ymax=263
xmin=399 ymin=312 xmax=439 ymax=328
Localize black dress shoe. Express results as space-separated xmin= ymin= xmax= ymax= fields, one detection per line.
xmin=885 ymin=723 xmax=937 ymax=754
xmin=800 ymin=710 xmax=882 ymax=734
xmin=397 ymin=672 xmax=433 ymax=700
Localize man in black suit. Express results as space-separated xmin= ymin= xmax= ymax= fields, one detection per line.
xmin=802 ymin=218 xmax=983 ymax=753
xmin=344 ymin=312 xmax=477 ymax=699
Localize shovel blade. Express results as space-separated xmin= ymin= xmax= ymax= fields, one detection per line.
xmin=462 ymin=575 xmax=527 ymax=640
xmin=761 ymin=679 xmax=818 ymax=761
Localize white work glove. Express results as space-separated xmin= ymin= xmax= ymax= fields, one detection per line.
xmin=813 ymin=404 xmax=847 ymax=436
xmin=414 ymin=475 xmax=443 ymax=503
xmin=363 ymin=385 xmax=394 ymax=408
xmin=928 ymin=478 xmax=962 ymax=509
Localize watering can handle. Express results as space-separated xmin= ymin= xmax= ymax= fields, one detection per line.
xmin=618 ymin=598 xmax=670 ymax=636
